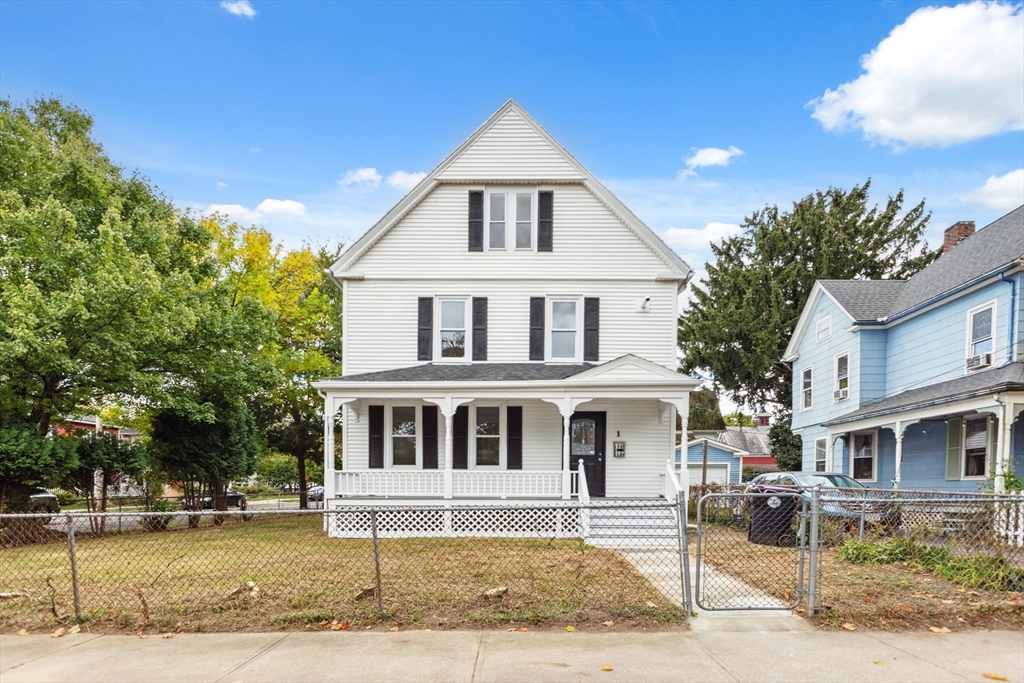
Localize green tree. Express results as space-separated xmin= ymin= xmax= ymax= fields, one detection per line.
xmin=723 ymin=412 xmax=756 ymax=428
xmin=769 ymin=410 xmax=803 ymax=472
xmin=0 ymin=421 xmax=76 ymax=512
xmin=687 ymin=388 xmax=726 ymax=432
xmin=677 ymin=182 xmax=938 ymax=468
xmin=64 ymin=431 xmax=147 ymax=531
xmin=256 ymin=451 xmax=299 ymax=489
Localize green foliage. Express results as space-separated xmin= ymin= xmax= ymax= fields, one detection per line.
xmin=768 ymin=410 xmax=803 ymax=471
xmin=64 ymin=431 xmax=147 ymax=512
xmin=723 ymin=411 xmax=755 ymax=428
xmin=838 ymin=538 xmax=1024 ymax=592
xmin=687 ymin=388 xmax=726 ymax=431
xmin=0 ymin=420 xmax=77 ymax=511
xmin=678 ymin=181 xmax=937 ymax=408
xmin=257 ymin=451 xmax=299 ymax=488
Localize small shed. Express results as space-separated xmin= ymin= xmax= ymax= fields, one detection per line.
xmin=675 ymin=437 xmax=749 ymax=486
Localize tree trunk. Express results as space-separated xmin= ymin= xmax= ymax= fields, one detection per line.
xmin=297 ymin=453 xmax=307 ymax=510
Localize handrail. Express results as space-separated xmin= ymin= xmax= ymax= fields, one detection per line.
xmin=665 ymin=459 xmax=688 ymax=522
xmin=576 ymin=460 xmax=590 ymax=505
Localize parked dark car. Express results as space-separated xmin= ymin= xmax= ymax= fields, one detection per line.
xmin=28 ymin=488 xmax=60 ymax=514
xmin=307 ymin=485 xmax=324 ymax=502
xmin=746 ymin=472 xmax=899 ymax=527
xmin=180 ymin=489 xmax=247 ymax=510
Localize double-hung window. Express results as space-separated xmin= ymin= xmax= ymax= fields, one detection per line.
xmin=391 ymin=406 xmax=418 ymax=467
xmin=834 ymin=353 xmax=849 ymax=401
xmin=814 ymin=439 xmax=827 ymax=472
xmin=963 ymin=416 xmax=988 ymax=478
xmin=852 ymin=431 xmax=875 ymax=482
xmin=474 ymin=406 xmax=501 ymax=467
xmin=548 ymin=298 xmax=581 ymax=361
xmin=967 ymin=303 xmax=995 ymax=360
xmin=801 ymin=367 xmax=813 ymax=410
xmin=437 ymin=298 xmax=469 ymax=360
xmin=486 ymin=189 xmax=535 ymax=251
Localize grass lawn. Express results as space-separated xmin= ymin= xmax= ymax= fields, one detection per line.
xmin=0 ymin=515 xmax=683 ymax=633
xmin=697 ymin=525 xmax=1024 ymax=631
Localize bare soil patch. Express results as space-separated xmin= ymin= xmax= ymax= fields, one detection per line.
xmin=0 ymin=515 xmax=683 ymax=633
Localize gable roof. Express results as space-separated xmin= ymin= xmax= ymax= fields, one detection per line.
xmin=784 ymin=206 xmax=1024 ymax=360
xmin=328 ymin=100 xmax=692 ymax=282
xmin=685 ymin=437 xmax=748 ymax=457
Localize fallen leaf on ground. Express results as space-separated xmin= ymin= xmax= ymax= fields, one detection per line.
xmin=564 ymin=625 xmax=575 ymax=632
xmin=873 ymin=660 xmax=884 ymax=666
xmin=136 ymin=633 xmax=149 ymax=639
xmin=17 ymin=629 xmax=28 ymax=637
xmin=902 ymin=605 xmax=912 ymax=613
xmin=517 ymin=626 xmax=528 ymax=632
xmin=601 ymin=666 xmax=615 ymax=672
xmin=841 ymin=623 xmax=857 ymax=631
xmin=982 ymin=675 xmax=1008 ymax=681
xmin=645 ymin=601 xmax=656 ymax=608
xmin=795 ymin=607 xmax=805 ymax=614
xmin=161 ymin=633 xmax=173 ymax=639
xmin=50 ymin=628 xmax=65 ymax=638
xmin=388 ymin=626 xmax=399 ymax=632
xmin=928 ymin=626 xmax=951 ymax=633
xmin=68 ymin=625 xmax=80 ymax=634
xmin=941 ymin=600 xmax=954 ymax=604
xmin=602 ymin=621 xmax=615 ymax=627
xmin=862 ymin=594 xmax=875 ymax=603
xmin=331 ymin=622 xmax=351 ymax=631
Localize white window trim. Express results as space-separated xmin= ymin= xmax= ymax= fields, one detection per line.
xmin=800 ymin=366 xmax=813 ymax=411
xmin=484 ymin=187 xmax=537 ymax=252
xmin=964 ymin=299 xmax=997 ymax=370
xmin=814 ymin=438 xmax=827 ymax=472
xmin=961 ymin=415 xmax=990 ymax=480
xmin=816 ymin=315 xmax=832 ymax=343
xmin=833 ymin=350 xmax=851 ymax=401
xmin=850 ymin=429 xmax=878 ymax=483
xmin=546 ymin=296 xmax=584 ymax=362
xmin=386 ymin=403 xmax=421 ymax=469
xmin=469 ymin=404 xmax=506 ymax=470
xmin=434 ymin=296 xmax=472 ymax=363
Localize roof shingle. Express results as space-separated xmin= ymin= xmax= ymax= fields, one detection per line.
xmin=322 ymin=363 xmax=595 ymax=383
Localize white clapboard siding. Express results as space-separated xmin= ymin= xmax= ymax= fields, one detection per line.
xmin=351 ymin=185 xmax=673 ymax=278
xmin=344 ymin=277 xmax=677 ymax=374
xmin=436 ymin=108 xmax=584 ymax=181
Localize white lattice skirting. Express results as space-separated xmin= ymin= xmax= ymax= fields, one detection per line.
xmin=327 ymin=505 xmax=583 ymax=538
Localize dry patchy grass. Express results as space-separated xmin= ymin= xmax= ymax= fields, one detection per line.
xmin=0 ymin=515 xmax=683 ymax=633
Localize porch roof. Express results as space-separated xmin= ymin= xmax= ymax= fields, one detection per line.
xmin=823 ymin=362 xmax=1024 ymax=426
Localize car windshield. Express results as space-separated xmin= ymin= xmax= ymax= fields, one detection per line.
xmin=792 ymin=473 xmax=863 ymax=489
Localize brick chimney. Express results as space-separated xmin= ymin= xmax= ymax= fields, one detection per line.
xmin=755 ymin=413 xmax=771 ymax=428
xmin=943 ymin=221 xmax=975 ymax=253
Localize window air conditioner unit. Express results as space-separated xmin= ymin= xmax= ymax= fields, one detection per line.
xmin=965 ymin=353 xmax=992 ymax=371
xmin=834 ymin=388 xmax=849 ymax=401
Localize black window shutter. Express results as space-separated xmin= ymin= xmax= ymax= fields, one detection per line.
xmin=529 ymin=297 xmax=545 ymax=361
xmin=468 ymin=191 xmax=484 ymax=252
xmin=368 ymin=405 xmax=385 ymax=469
xmin=417 ymin=297 xmax=433 ymax=361
xmin=507 ymin=406 xmax=523 ymax=470
xmin=538 ymin=191 xmax=553 ymax=252
xmin=422 ymin=405 xmax=439 ymax=469
xmin=453 ymin=405 xmax=469 ymax=469
xmin=584 ymin=297 xmax=600 ymax=362
xmin=472 ymin=297 xmax=488 ymax=361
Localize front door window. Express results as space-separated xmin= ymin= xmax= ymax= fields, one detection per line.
xmin=571 ymin=419 xmax=596 ymax=456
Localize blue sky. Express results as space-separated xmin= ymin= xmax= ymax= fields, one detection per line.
xmin=2 ymin=0 xmax=1022 ymax=282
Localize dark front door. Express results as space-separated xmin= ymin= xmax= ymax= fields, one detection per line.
xmin=570 ymin=411 xmax=606 ymax=497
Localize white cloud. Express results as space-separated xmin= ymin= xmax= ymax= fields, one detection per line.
xmin=338 ymin=167 xmax=382 ymax=188
xmin=216 ymin=182 xmax=227 ymax=188
xmin=204 ymin=203 xmax=263 ymax=224
xmin=809 ymin=1 xmax=1024 ymax=148
xmin=962 ymin=169 xmax=1024 ymax=210
xmin=249 ymin=146 xmax=260 ymax=154
xmin=256 ymin=198 xmax=308 ymax=216
xmin=679 ymin=146 xmax=743 ymax=178
xmin=221 ymin=0 xmax=257 ymax=18
xmin=660 ymin=222 xmax=743 ymax=251
xmin=387 ymin=170 xmax=428 ymax=192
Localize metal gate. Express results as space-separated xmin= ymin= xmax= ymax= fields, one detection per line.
xmin=693 ymin=491 xmax=820 ymax=611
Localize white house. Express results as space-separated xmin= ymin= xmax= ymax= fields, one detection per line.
xmin=313 ymin=101 xmax=699 ymax=523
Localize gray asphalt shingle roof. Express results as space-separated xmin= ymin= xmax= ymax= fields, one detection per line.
xmin=819 ymin=206 xmax=1024 ymax=323
xmin=823 ymin=363 xmax=1024 ymax=425
xmin=322 ymin=363 xmax=595 ymax=383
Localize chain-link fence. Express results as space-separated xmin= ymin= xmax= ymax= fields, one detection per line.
xmin=0 ymin=501 xmax=689 ymax=633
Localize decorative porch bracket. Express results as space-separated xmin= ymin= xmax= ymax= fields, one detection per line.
xmin=322 ymin=396 xmax=359 ymax=501
xmin=423 ymin=397 xmax=474 ymax=499
xmin=541 ymin=398 xmax=593 ymax=499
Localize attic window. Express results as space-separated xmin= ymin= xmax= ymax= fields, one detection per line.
xmin=815 ymin=316 xmax=832 ymax=342
xmin=485 ymin=188 xmax=536 ymax=251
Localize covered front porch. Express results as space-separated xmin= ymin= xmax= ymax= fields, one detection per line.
xmin=313 ymin=355 xmax=699 ymax=502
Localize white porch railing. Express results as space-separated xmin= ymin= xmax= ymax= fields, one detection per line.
xmin=336 ymin=469 xmax=572 ymax=498
xmin=452 ymin=470 xmax=565 ymax=498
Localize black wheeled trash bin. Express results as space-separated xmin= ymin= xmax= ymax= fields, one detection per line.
xmin=748 ymin=492 xmax=798 ymax=546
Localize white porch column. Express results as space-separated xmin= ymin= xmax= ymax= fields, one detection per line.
xmin=323 ymin=396 xmax=336 ymax=501
xmin=561 ymin=406 xmax=572 ymax=500
xmin=893 ymin=421 xmax=903 ymax=490
xmin=827 ymin=435 xmax=836 ymax=472
xmin=425 ymin=397 xmax=472 ymax=500
xmin=995 ymin=402 xmax=1010 ymax=494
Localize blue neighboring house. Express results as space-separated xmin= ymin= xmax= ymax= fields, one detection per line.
xmin=675 ymin=436 xmax=748 ymax=486
xmin=784 ymin=206 xmax=1024 ymax=493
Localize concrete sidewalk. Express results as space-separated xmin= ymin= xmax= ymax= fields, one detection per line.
xmin=2 ymin=629 xmax=1022 ymax=682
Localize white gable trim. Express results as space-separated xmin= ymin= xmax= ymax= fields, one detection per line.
xmin=328 ymin=100 xmax=692 ymax=283
xmin=782 ymin=282 xmax=856 ymax=362
xmin=686 ymin=437 xmax=749 ymax=457
xmin=567 ymin=354 xmax=697 ymax=384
